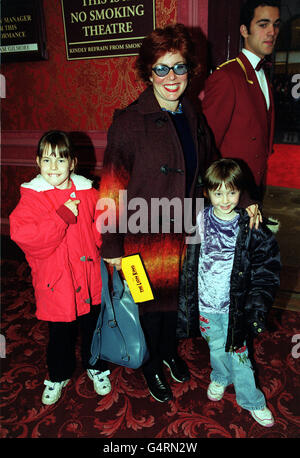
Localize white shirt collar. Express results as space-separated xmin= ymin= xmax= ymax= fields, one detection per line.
xmin=242 ymin=48 xmax=270 ymax=109
xmin=242 ymin=48 xmax=262 ymax=72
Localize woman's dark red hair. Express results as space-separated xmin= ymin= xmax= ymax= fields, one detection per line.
xmin=135 ymin=23 xmax=200 ymax=83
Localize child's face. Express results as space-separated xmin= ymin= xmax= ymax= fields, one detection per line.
xmin=37 ymin=144 xmax=75 ymax=190
xmin=208 ymin=182 xmax=240 ymax=220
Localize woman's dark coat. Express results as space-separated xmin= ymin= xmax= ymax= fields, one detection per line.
xmin=177 ymin=208 xmax=281 ymax=351
xmin=99 ymin=86 xmax=216 ymax=315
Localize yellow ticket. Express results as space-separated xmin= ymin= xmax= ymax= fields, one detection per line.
xmin=121 ymin=254 xmax=154 ymax=303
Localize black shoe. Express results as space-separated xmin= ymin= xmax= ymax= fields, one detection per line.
xmin=163 ymin=356 xmax=190 ymax=383
xmin=144 ymin=371 xmax=173 ymax=402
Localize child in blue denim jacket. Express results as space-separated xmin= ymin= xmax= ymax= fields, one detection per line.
xmin=197 ymin=158 xmax=280 ymax=427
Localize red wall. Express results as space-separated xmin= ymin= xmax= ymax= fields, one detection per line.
xmin=1 ymin=0 xmax=209 ymax=235
xmin=2 ymin=0 xmax=179 ymax=132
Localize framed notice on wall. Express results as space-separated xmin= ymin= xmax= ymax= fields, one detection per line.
xmin=0 ymin=0 xmax=47 ymax=63
xmin=61 ymin=0 xmax=156 ymax=60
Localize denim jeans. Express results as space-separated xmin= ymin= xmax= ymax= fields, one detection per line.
xmin=199 ymin=311 xmax=266 ymax=411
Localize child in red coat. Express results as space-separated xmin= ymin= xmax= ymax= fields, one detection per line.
xmin=10 ymin=130 xmax=111 ymax=404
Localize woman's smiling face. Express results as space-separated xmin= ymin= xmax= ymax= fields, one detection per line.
xmin=150 ymin=51 xmax=188 ymax=111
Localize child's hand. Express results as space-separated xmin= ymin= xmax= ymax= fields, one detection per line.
xmin=64 ymin=199 xmax=80 ymax=216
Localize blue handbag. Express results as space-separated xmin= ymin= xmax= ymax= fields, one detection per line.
xmin=90 ymin=258 xmax=149 ymax=369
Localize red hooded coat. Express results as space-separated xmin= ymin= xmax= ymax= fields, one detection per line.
xmin=10 ymin=173 xmax=102 ymax=322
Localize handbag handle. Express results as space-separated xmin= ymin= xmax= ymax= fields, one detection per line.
xmin=100 ymin=258 xmax=130 ymax=361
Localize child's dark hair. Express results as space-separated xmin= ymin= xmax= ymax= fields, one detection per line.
xmin=37 ymin=130 xmax=76 ymax=161
xmin=204 ymin=158 xmax=245 ymax=192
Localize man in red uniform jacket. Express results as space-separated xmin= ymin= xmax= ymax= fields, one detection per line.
xmin=202 ymin=0 xmax=281 ymax=201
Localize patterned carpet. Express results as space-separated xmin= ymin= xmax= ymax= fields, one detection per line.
xmin=1 ymin=255 xmax=300 ymax=441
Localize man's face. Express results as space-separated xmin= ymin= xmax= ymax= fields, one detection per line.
xmin=241 ymin=6 xmax=281 ymax=59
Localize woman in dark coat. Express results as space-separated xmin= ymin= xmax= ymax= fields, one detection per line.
xmin=98 ymin=23 xmax=216 ymax=402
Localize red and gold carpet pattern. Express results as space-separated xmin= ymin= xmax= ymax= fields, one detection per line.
xmin=1 ymin=257 xmax=299 ymax=439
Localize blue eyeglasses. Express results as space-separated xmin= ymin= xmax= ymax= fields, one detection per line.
xmin=152 ymin=63 xmax=189 ymax=77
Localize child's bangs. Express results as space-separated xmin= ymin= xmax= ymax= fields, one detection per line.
xmin=37 ymin=131 xmax=75 ymax=160
xmin=45 ymin=140 xmax=70 ymax=159
xmin=207 ymin=176 xmax=237 ymax=192
xmin=204 ymin=159 xmax=244 ymax=192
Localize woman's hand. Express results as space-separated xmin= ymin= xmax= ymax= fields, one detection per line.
xmin=103 ymin=257 xmax=122 ymax=270
xmin=246 ymin=204 xmax=262 ymax=230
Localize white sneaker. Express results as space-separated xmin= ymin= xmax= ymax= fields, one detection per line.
xmin=42 ymin=379 xmax=70 ymax=405
xmin=250 ymin=407 xmax=275 ymax=427
xmin=87 ymin=369 xmax=111 ymax=395
xmin=207 ymin=381 xmax=226 ymax=401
